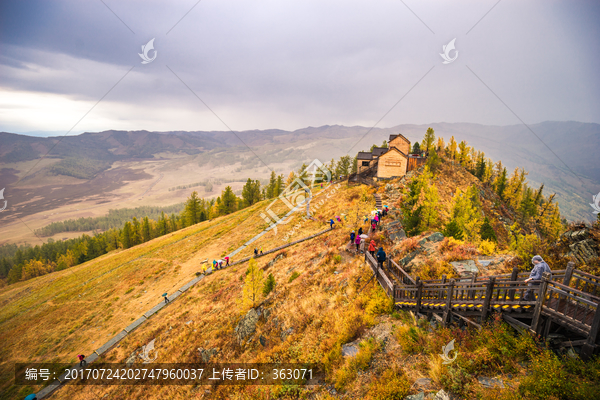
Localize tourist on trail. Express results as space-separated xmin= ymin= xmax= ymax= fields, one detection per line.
xmin=364 ymin=215 xmax=369 ymax=223
xmin=358 ymin=227 xmax=363 ymax=236
xmin=350 ymin=230 xmax=356 ymax=243
xmin=78 ymin=354 xmax=86 ymax=368
xmin=225 ymin=256 xmax=230 ymax=267
xmin=374 ymin=214 xmax=379 ymax=225
xmin=360 ymin=237 xmax=366 ymax=253
xmin=376 ymin=247 xmax=386 ymax=270
xmin=368 ymin=240 xmax=376 ymax=257
xmin=23 ymin=394 xmax=37 ymax=400
xmin=336 ymin=215 xmax=342 ymax=224
xmin=260 ymin=246 xmax=263 ymax=255
xmin=354 ymin=235 xmax=361 ymax=252
xmin=371 ymin=221 xmax=377 ymax=232
xmin=524 ymin=255 xmax=552 ymax=301
xmin=254 ymin=248 xmax=258 ymax=256
xmin=163 ymin=293 xmax=169 ymax=304
xmin=329 ymin=218 xmax=335 ymax=229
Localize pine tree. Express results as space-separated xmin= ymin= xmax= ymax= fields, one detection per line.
xmin=447 ymin=136 xmax=458 ymax=160
xmin=351 ymin=155 xmax=358 ymax=174
xmin=496 ymin=167 xmax=508 ymax=200
xmin=121 ymin=222 xmax=132 ymax=249
xmin=335 ymin=155 xmax=352 ymax=177
xmin=241 ymin=179 xmax=261 ymax=207
xmin=158 ymin=211 xmax=168 ymax=236
xmin=475 ymin=154 xmax=486 ymax=180
xmin=286 ymin=171 xmax=296 ymax=186
xmin=422 ymin=127 xmax=436 ymax=152
xmin=184 ymin=191 xmax=202 ymax=226
xmin=479 ymin=217 xmax=497 ymax=242
xmin=263 ymin=273 xmax=276 ymax=296
xmin=381 ymin=140 xmax=389 ymax=148
xmin=218 ymin=186 xmax=238 ymax=215
xmin=411 ymin=142 xmax=421 ymax=155
xmin=242 ymin=258 xmax=264 ymax=308
xmin=426 ymin=146 xmax=440 ymax=172
xmin=419 ymin=183 xmax=440 ymax=231
xmin=275 ymin=175 xmax=284 ymax=197
xmin=436 ymin=137 xmax=445 ymax=153
xmin=170 ymin=213 xmax=178 ymax=232
xmin=142 ymin=216 xmax=151 ymax=242
xmin=458 ymin=141 xmax=469 ymax=167
xmin=450 ymin=188 xmax=482 ymax=242
xmin=266 ymin=171 xmax=277 ymax=199
xmin=131 ymin=217 xmax=141 ymax=246
xmin=443 ymin=220 xmax=464 ymax=240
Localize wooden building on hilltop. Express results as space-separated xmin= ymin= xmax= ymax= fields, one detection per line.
xmin=355 ymin=133 xmax=426 ymax=180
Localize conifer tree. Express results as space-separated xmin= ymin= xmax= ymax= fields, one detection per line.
xmin=158 ymin=211 xmax=168 ymax=236
xmin=450 ymin=188 xmax=482 ymax=242
xmin=479 ymin=217 xmax=497 ymax=242
xmin=131 ymin=217 xmax=141 ymax=246
xmin=275 ymin=174 xmax=284 ymax=197
xmin=411 ymin=142 xmax=421 ymax=155
xmin=422 ymin=127 xmax=436 ymax=152
xmin=184 ymin=191 xmax=202 ymax=226
xmin=458 ymin=141 xmax=469 ymax=167
xmin=443 ymin=220 xmax=464 ymax=240
xmin=243 ymin=258 xmax=264 ymax=308
xmin=121 ymin=222 xmax=132 ymax=249
xmin=426 ymin=146 xmax=440 ymax=172
xmin=142 ymin=216 xmax=151 ymax=242
xmin=170 ymin=213 xmax=178 ymax=232
xmin=218 ymin=186 xmax=238 ymax=215
xmin=496 ymin=167 xmax=508 ymax=200
xmin=447 ymin=136 xmax=458 ymax=160
xmin=286 ymin=171 xmax=296 ymax=186
xmin=266 ymin=171 xmax=277 ymax=199
xmin=351 ymin=155 xmax=358 ymax=174
xmin=381 ymin=140 xmax=389 ymax=148
xmin=242 ymin=179 xmax=261 ymax=207
xmin=263 ymin=273 xmax=276 ymax=296
xmin=419 ymin=183 xmax=440 ymax=231
xmin=475 ymin=154 xmax=486 ymax=180
xmin=436 ymin=137 xmax=445 ymax=153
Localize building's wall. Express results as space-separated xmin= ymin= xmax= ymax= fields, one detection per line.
xmin=389 ymin=137 xmax=410 ymax=155
xmin=358 ymin=160 xmax=371 ymax=174
xmin=407 ymin=156 xmax=427 ymax=172
xmin=377 ymin=151 xmax=408 ymax=178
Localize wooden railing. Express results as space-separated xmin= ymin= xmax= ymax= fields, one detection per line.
xmin=364 ymin=256 xmax=600 ymax=359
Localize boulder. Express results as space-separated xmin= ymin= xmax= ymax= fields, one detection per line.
xmin=341 ymin=342 xmax=359 ymax=357
xmin=427 ymin=232 xmax=444 ymax=242
xmin=197 ymin=347 xmax=219 ymax=362
xmin=234 ymin=308 xmax=260 ymax=344
xmin=281 ymin=327 xmax=294 ymax=341
xmin=433 ymin=389 xmax=450 ymax=400
xmin=477 ymin=376 xmax=505 ymax=389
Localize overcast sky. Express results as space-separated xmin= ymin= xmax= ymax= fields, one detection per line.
xmin=1 ymin=0 xmax=599 ymax=135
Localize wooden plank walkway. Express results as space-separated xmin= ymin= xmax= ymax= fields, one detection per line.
xmin=364 ymin=253 xmax=600 ymax=360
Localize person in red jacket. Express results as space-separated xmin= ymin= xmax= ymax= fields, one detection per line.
xmin=368 ymin=240 xmax=376 ymax=257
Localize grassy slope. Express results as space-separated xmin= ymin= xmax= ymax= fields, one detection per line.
xmin=0 ymin=183 xmax=377 ymax=399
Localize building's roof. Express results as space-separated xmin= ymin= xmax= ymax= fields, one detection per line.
xmin=357 ymin=152 xmax=373 ymax=160
xmin=389 ymin=133 xmax=411 ymax=144
xmin=379 ymin=146 xmax=408 ymax=159
xmin=372 ymin=147 xmax=389 ymax=157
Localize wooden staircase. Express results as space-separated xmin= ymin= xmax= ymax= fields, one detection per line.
xmin=365 ymin=253 xmax=600 ymax=359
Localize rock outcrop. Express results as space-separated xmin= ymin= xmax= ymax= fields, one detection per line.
xmin=234 ymin=308 xmax=259 ymax=344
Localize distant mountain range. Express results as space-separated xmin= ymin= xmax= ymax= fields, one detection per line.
xmin=1 ymin=121 xmax=598 ymax=222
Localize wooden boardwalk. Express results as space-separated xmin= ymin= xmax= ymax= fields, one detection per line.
xmin=365 ymin=253 xmax=600 ymax=359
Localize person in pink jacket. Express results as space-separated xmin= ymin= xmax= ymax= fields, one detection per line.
xmin=354 ymin=236 xmax=361 ymax=252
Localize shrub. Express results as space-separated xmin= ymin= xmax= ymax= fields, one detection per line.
xmin=288 ymin=271 xmax=300 ymax=283
xmin=365 ymin=288 xmax=393 ymax=316
xmin=480 ymin=217 xmax=497 ymax=242
xmin=125 ymin=287 xmax=134 ymax=294
xmin=478 ymin=240 xmax=496 ymax=255
xmin=263 ymin=273 xmax=276 ymax=295
xmin=334 ymin=338 xmax=381 ymax=392
xmin=333 ymin=255 xmax=342 ymax=264
xmin=395 ymin=324 xmax=427 ymax=354
xmin=367 ymin=365 xmax=411 ymax=400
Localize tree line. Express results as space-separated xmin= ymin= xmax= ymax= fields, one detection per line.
xmin=400 ymin=128 xmax=563 ymax=259
xmin=0 ymin=164 xmax=335 ymax=286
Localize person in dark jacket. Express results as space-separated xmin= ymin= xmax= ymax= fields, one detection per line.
xmin=358 ymin=227 xmax=363 ymax=236
xmin=524 ymin=255 xmax=552 ymax=300
xmin=376 ymin=247 xmax=386 ymax=270
xmin=350 ymin=230 xmax=356 ymax=243
xmin=329 ymin=218 xmax=335 ymax=228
